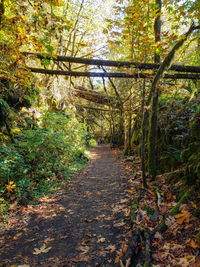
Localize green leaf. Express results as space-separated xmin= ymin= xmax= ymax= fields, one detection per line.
xmin=45 ymin=45 xmax=54 ymax=52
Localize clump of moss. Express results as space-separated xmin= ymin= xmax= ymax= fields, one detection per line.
xmin=190 ymin=117 xmax=200 ymax=141
xmin=193 ymin=208 xmax=200 ymax=219
xmin=143 ymin=203 xmax=154 ymax=216
xmin=130 ymin=198 xmax=139 ymax=222
xmin=170 ymin=186 xmax=195 ymax=215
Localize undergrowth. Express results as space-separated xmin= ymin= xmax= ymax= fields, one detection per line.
xmin=0 ymin=110 xmax=95 ymax=225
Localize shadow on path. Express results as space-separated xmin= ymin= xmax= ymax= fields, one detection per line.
xmin=0 ymin=145 xmax=134 ymax=266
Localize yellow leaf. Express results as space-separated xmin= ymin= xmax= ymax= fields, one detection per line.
xmin=187 ymin=239 xmax=199 ymax=249
xmin=13 ymin=232 xmax=23 ymax=240
xmin=17 ymin=25 xmax=25 ymax=34
xmin=6 ymin=181 xmax=16 ymax=192
xmin=21 ymin=15 xmax=27 ymax=22
xmin=174 ymin=210 xmax=191 ymax=224
xmin=33 ymin=244 xmax=52 ymax=255
xmin=55 ymin=0 xmax=64 ymax=6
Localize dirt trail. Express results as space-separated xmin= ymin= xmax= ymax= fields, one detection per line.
xmin=0 ymin=145 xmax=134 ymax=266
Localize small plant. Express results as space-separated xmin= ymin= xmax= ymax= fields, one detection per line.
xmin=0 ymin=197 xmax=9 ymax=224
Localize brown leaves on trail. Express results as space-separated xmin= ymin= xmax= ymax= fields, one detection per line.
xmin=33 ymin=244 xmax=52 ymax=255
xmin=113 ymin=221 xmax=126 ymax=227
xmin=115 ymin=243 xmax=129 ymax=263
xmin=105 ymin=244 xmax=116 ymax=252
xmin=71 ymin=254 xmax=90 ymax=263
xmin=77 ymin=245 xmax=90 ymax=253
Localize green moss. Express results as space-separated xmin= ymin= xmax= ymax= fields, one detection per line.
xmin=0 ymin=98 xmax=10 ymax=123
xmin=143 ymin=203 xmax=154 ymax=215
xmin=131 ymin=129 xmax=140 ymax=146
xmin=193 ymin=208 xmax=200 ymax=219
xmin=190 ymin=118 xmax=200 ymax=141
xmin=157 ymin=220 xmax=168 ymax=233
xmin=130 ymin=198 xmax=139 ymax=222
xmin=170 ymin=186 xmax=195 ymax=215
xmin=197 ymin=232 xmax=200 ymax=246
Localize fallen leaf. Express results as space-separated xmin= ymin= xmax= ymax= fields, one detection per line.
xmin=187 ymin=239 xmax=199 ymax=249
xmin=78 ymin=245 xmax=90 ymax=253
xmin=159 ymin=243 xmax=170 ymax=258
xmin=115 ymin=255 xmax=120 ymax=263
xmin=105 ymin=216 xmax=112 ymax=221
xmin=97 ymin=237 xmax=106 ymax=243
xmin=86 ymin=233 xmax=92 ymax=237
xmin=114 ymin=221 xmax=126 ymax=227
xmin=175 ymin=210 xmax=191 ymax=224
xmin=44 ymin=237 xmax=54 ymax=243
xmin=13 ymin=232 xmax=23 ymax=240
xmin=81 ymin=240 xmax=90 ymax=246
xmin=112 ymin=205 xmax=126 ymax=214
xmin=33 ymin=244 xmax=52 ymax=255
xmin=154 ymin=232 xmax=163 ymax=240
xmin=166 ymin=192 xmax=174 ymax=201
xmin=105 ymin=244 xmax=116 ymax=252
xmin=84 ymin=218 xmax=93 ymax=223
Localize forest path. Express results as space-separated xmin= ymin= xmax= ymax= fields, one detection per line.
xmin=0 ymin=145 xmax=134 ymax=266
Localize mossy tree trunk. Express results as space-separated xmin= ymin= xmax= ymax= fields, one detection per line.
xmin=0 ymin=0 xmax=4 ymax=26
xmin=147 ymin=21 xmax=199 ymax=179
xmin=147 ymin=0 xmax=162 ymax=179
xmin=124 ymin=107 xmax=133 ymax=155
xmin=141 ymin=79 xmax=147 ymax=187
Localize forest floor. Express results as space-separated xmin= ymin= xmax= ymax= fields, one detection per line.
xmin=0 ymin=145 xmax=135 ymax=266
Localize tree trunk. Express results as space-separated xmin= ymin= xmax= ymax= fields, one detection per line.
xmin=147 ymin=22 xmax=199 ymax=179
xmin=141 ymin=79 xmax=147 ymax=187
xmin=147 ymin=0 xmax=162 ymax=179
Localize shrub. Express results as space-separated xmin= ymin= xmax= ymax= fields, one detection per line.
xmin=88 ymin=138 xmax=97 ymax=148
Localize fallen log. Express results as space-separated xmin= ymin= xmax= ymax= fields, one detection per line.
xmin=144 ymin=231 xmax=151 ymax=267
xmin=28 ymin=68 xmax=200 ymax=79
xmin=24 ymin=52 xmax=200 ymax=73
xmin=116 ymin=228 xmax=142 ymax=267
